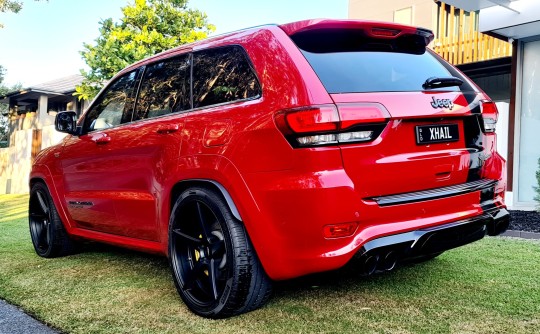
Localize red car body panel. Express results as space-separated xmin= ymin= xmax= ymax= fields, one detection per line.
xmin=31 ymin=19 xmax=508 ymax=280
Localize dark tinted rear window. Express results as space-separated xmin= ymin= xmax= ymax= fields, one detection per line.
xmin=192 ymin=46 xmax=261 ymax=108
xmin=134 ymin=54 xmax=190 ymax=121
xmin=292 ymin=29 xmax=462 ymax=94
xmin=302 ymin=50 xmax=457 ymax=93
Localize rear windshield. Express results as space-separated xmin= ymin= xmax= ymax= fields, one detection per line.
xmin=292 ymin=29 xmax=465 ymax=94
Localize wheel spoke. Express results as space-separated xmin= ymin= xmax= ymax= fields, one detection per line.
xmin=45 ymin=225 xmax=51 ymax=245
xmin=196 ymin=202 xmax=210 ymax=241
xmin=173 ymin=229 xmax=202 ymax=246
xmin=37 ymin=222 xmax=48 ymax=246
xmin=208 ymin=258 xmax=219 ymax=301
xmin=32 ymin=221 xmax=42 ymax=241
xmin=182 ymin=261 xmax=205 ymax=291
xmin=36 ymin=191 xmax=49 ymax=215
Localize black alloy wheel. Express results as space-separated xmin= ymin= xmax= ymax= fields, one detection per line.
xmin=29 ymin=182 xmax=74 ymax=258
xmin=171 ymin=199 xmax=228 ymax=305
xmin=169 ymin=187 xmax=272 ymax=318
xmin=29 ymin=187 xmax=52 ymax=255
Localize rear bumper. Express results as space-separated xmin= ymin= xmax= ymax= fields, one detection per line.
xmin=355 ymin=207 xmax=510 ymax=273
xmin=242 ymin=165 xmax=507 ymax=280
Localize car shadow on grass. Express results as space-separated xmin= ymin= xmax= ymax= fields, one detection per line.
xmin=73 ymin=240 xmax=448 ymax=305
xmin=74 ymin=241 xmax=170 ymax=269
xmin=272 ymin=255 xmax=444 ymax=299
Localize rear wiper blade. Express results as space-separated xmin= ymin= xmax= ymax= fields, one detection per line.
xmin=422 ymin=76 xmax=463 ymax=90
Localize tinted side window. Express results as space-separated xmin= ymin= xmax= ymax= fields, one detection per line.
xmin=192 ymin=46 xmax=261 ymax=109
xmin=83 ymin=71 xmax=138 ymax=132
xmin=134 ymin=55 xmax=190 ymax=121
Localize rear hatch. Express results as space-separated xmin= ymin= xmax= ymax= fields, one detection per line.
xmin=280 ymin=20 xmax=497 ymax=199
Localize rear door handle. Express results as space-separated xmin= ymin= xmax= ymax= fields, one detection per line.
xmin=156 ymin=124 xmax=179 ymax=134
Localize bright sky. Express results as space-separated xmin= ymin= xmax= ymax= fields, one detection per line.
xmin=0 ymin=0 xmax=348 ymax=87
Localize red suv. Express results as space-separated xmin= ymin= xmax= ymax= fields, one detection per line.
xmin=29 ymin=19 xmax=509 ymax=318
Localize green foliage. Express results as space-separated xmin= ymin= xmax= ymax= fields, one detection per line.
xmin=0 ymin=0 xmax=44 ymax=143
xmin=0 ymin=65 xmax=10 ymax=146
xmin=0 ymin=0 xmax=21 ymax=28
xmin=0 ymin=65 xmax=22 ymax=146
xmin=0 ymin=117 xmax=7 ymax=148
xmin=0 ymin=0 xmax=22 ymax=15
xmin=0 ymin=65 xmax=6 ymax=90
xmin=0 ymin=0 xmax=45 ymax=28
xmin=76 ymin=0 xmax=215 ymax=101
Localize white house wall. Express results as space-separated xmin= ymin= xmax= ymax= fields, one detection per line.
xmin=42 ymin=124 xmax=67 ymax=150
xmin=495 ymin=101 xmax=509 ymax=162
xmin=480 ymin=0 xmax=540 ymax=39
xmin=0 ymin=129 xmax=33 ymax=194
xmin=515 ymin=39 xmax=540 ymax=207
xmin=0 ymin=125 xmax=66 ymax=194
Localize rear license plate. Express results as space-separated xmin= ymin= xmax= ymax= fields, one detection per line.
xmin=416 ymin=124 xmax=459 ymax=145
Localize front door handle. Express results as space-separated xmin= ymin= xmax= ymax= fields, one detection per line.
xmin=94 ymin=135 xmax=111 ymax=145
xmin=156 ymin=124 xmax=179 ymax=134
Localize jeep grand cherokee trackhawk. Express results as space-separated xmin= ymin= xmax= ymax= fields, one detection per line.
xmin=29 ymin=19 xmax=510 ymax=318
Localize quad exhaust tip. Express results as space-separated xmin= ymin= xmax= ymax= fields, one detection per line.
xmin=362 ymin=255 xmax=379 ymax=276
xmin=380 ymin=251 xmax=398 ymax=271
xmin=361 ymin=250 xmax=399 ymax=275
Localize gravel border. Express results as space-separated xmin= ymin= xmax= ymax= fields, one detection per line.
xmin=508 ymin=210 xmax=540 ymax=233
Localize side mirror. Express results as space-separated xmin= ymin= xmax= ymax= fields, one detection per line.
xmin=55 ymin=111 xmax=78 ymax=135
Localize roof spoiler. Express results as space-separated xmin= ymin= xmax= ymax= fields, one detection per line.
xmin=280 ymin=19 xmax=434 ymax=47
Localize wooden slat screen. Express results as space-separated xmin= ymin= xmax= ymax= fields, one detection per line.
xmin=31 ymin=129 xmax=42 ymax=164
xmin=431 ymin=2 xmax=512 ymax=65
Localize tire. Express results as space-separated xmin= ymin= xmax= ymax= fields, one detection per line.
xmin=168 ymin=187 xmax=272 ymax=318
xmin=29 ymin=182 xmax=75 ymax=258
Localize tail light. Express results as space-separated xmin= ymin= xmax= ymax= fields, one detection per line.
xmin=275 ymin=103 xmax=391 ymax=148
xmin=480 ymin=100 xmax=498 ymax=133
xmin=284 ymin=106 xmax=339 ymax=133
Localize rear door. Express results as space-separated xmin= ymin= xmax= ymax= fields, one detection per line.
xmin=289 ymin=25 xmax=487 ymax=198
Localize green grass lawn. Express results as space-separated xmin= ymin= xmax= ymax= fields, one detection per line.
xmin=1 ymin=194 xmax=539 ymax=334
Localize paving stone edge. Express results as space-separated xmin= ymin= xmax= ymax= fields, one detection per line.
xmin=499 ymin=229 xmax=540 ymax=240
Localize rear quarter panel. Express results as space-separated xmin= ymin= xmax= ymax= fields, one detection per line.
xmin=165 ymin=26 xmax=340 ymax=276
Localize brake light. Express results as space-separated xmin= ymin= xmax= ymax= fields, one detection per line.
xmin=275 ymin=103 xmax=390 ymax=147
xmin=371 ymin=28 xmax=400 ymax=37
xmin=480 ymin=100 xmax=498 ymax=133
